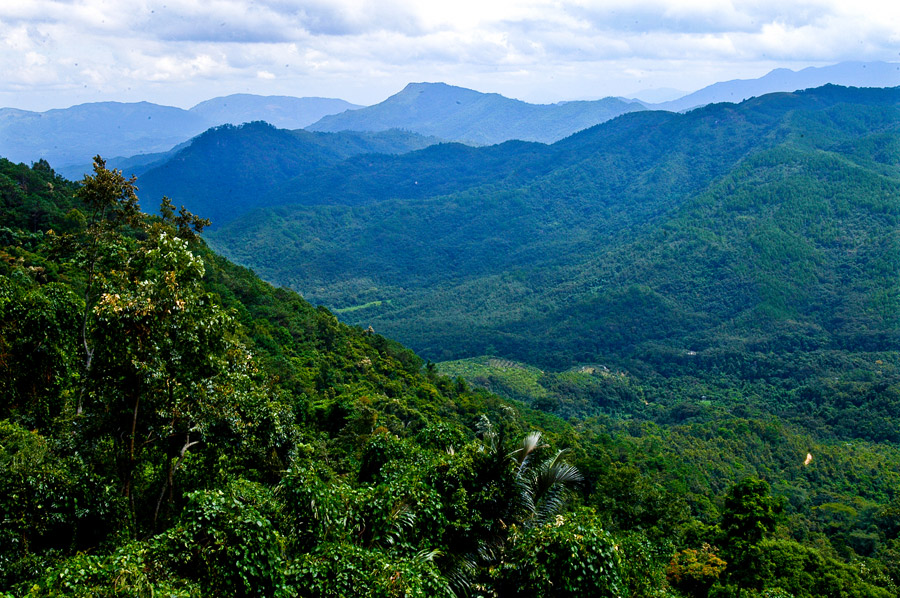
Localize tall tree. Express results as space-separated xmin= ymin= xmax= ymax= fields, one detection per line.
xmin=720 ymin=477 xmax=783 ymax=589
xmin=69 ymin=156 xmax=142 ymax=414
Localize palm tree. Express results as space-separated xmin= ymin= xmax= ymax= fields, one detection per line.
xmin=509 ymin=430 xmax=583 ymax=526
xmin=442 ymin=418 xmax=585 ymax=597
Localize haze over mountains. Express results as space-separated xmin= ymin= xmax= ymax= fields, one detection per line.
xmin=189 ymin=94 xmax=360 ymax=130
xmin=654 ymin=61 xmax=900 ymax=112
xmin=0 ymin=102 xmax=212 ymax=178
xmin=0 ymin=95 xmax=359 ymax=178
xmin=4 ymin=61 xmax=897 ymax=183
xmin=305 ymin=63 xmax=900 ymax=143
xmin=307 ymin=82 xmax=646 ymax=144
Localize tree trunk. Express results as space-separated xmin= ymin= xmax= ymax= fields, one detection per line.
xmin=124 ymin=394 xmax=140 ymax=500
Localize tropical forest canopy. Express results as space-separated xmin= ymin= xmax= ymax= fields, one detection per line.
xmin=134 ymin=123 xmax=441 ymax=228
xmin=1 ymin=83 xmax=900 ymax=597
xmin=208 ymin=85 xmax=900 ymax=439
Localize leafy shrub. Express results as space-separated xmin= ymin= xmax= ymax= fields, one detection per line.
xmin=159 ymin=479 xmax=288 ymax=597
xmin=496 ymin=508 xmax=623 ymax=597
xmin=666 ymin=544 xmax=727 ymax=597
xmin=289 ymin=543 xmax=452 ymax=598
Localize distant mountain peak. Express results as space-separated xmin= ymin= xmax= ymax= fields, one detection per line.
xmin=189 ymin=94 xmax=361 ymax=129
xmin=391 ymin=82 xmax=493 ymax=103
xmin=308 ymin=82 xmax=645 ymax=144
xmin=404 ymin=81 xmax=450 ymax=89
xmin=655 ymin=60 xmax=900 ymax=112
xmin=0 ymin=94 xmax=361 ymax=178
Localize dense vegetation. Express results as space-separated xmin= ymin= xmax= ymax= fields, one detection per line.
xmin=3 ymin=157 xmax=591 ymax=596
xmin=3 ymin=85 xmax=900 ymax=596
xmin=135 ymin=122 xmax=441 ymax=228
xmin=209 ymin=86 xmax=900 ymax=438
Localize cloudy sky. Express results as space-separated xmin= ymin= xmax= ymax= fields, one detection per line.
xmin=2 ymin=0 xmax=899 ymax=111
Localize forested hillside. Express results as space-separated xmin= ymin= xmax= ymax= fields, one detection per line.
xmin=209 ymin=87 xmax=900 ymax=432
xmin=5 ymin=147 xmax=900 ymax=596
xmin=135 ymin=123 xmax=440 ymax=227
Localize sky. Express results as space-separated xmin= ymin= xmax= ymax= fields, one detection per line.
xmin=2 ymin=0 xmax=899 ymax=111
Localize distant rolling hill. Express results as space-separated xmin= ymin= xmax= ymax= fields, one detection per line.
xmin=1 ymin=95 xmax=362 ymax=180
xmin=306 ymin=82 xmax=646 ymax=144
xmin=655 ymin=61 xmax=900 ymax=111
xmin=189 ymin=94 xmax=361 ymax=130
xmin=208 ymin=85 xmax=900 ymax=379
xmin=136 ymin=122 xmax=441 ymax=227
xmin=0 ymin=102 xmax=212 ymax=179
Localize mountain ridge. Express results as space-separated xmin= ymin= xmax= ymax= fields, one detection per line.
xmin=209 ymin=85 xmax=900 ymax=384
xmin=136 ymin=121 xmax=442 ymax=227
xmin=6 ymin=61 xmax=898 ymax=180
xmin=188 ymin=93 xmax=362 ymax=129
xmin=306 ymin=81 xmax=646 ymax=144
xmin=654 ymin=60 xmax=900 ymax=111
xmin=0 ymin=95 xmax=361 ymax=179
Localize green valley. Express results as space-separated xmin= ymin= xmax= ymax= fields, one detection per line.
xmin=3 ymin=83 xmax=900 ymax=597
xmin=208 ymin=86 xmax=900 ymax=377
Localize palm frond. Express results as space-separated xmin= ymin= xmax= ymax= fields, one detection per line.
xmin=379 ymin=501 xmax=416 ymax=547
xmin=533 ymin=451 xmax=582 ymax=498
xmin=475 ymin=414 xmax=495 ymax=449
xmin=532 ymin=486 xmax=569 ymax=526
xmin=414 ymin=548 xmax=443 ymax=563
xmin=519 ymin=449 xmax=584 ymax=525
xmin=437 ymin=551 xmax=480 ymax=598
xmin=510 ymin=430 xmax=547 ymax=475
xmin=518 ymin=475 xmax=536 ymax=515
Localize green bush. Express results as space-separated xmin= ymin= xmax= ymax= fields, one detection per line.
xmin=496 ymin=508 xmax=623 ymax=597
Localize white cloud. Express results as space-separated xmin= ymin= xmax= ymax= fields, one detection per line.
xmin=0 ymin=0 xmax=898 ymax=110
